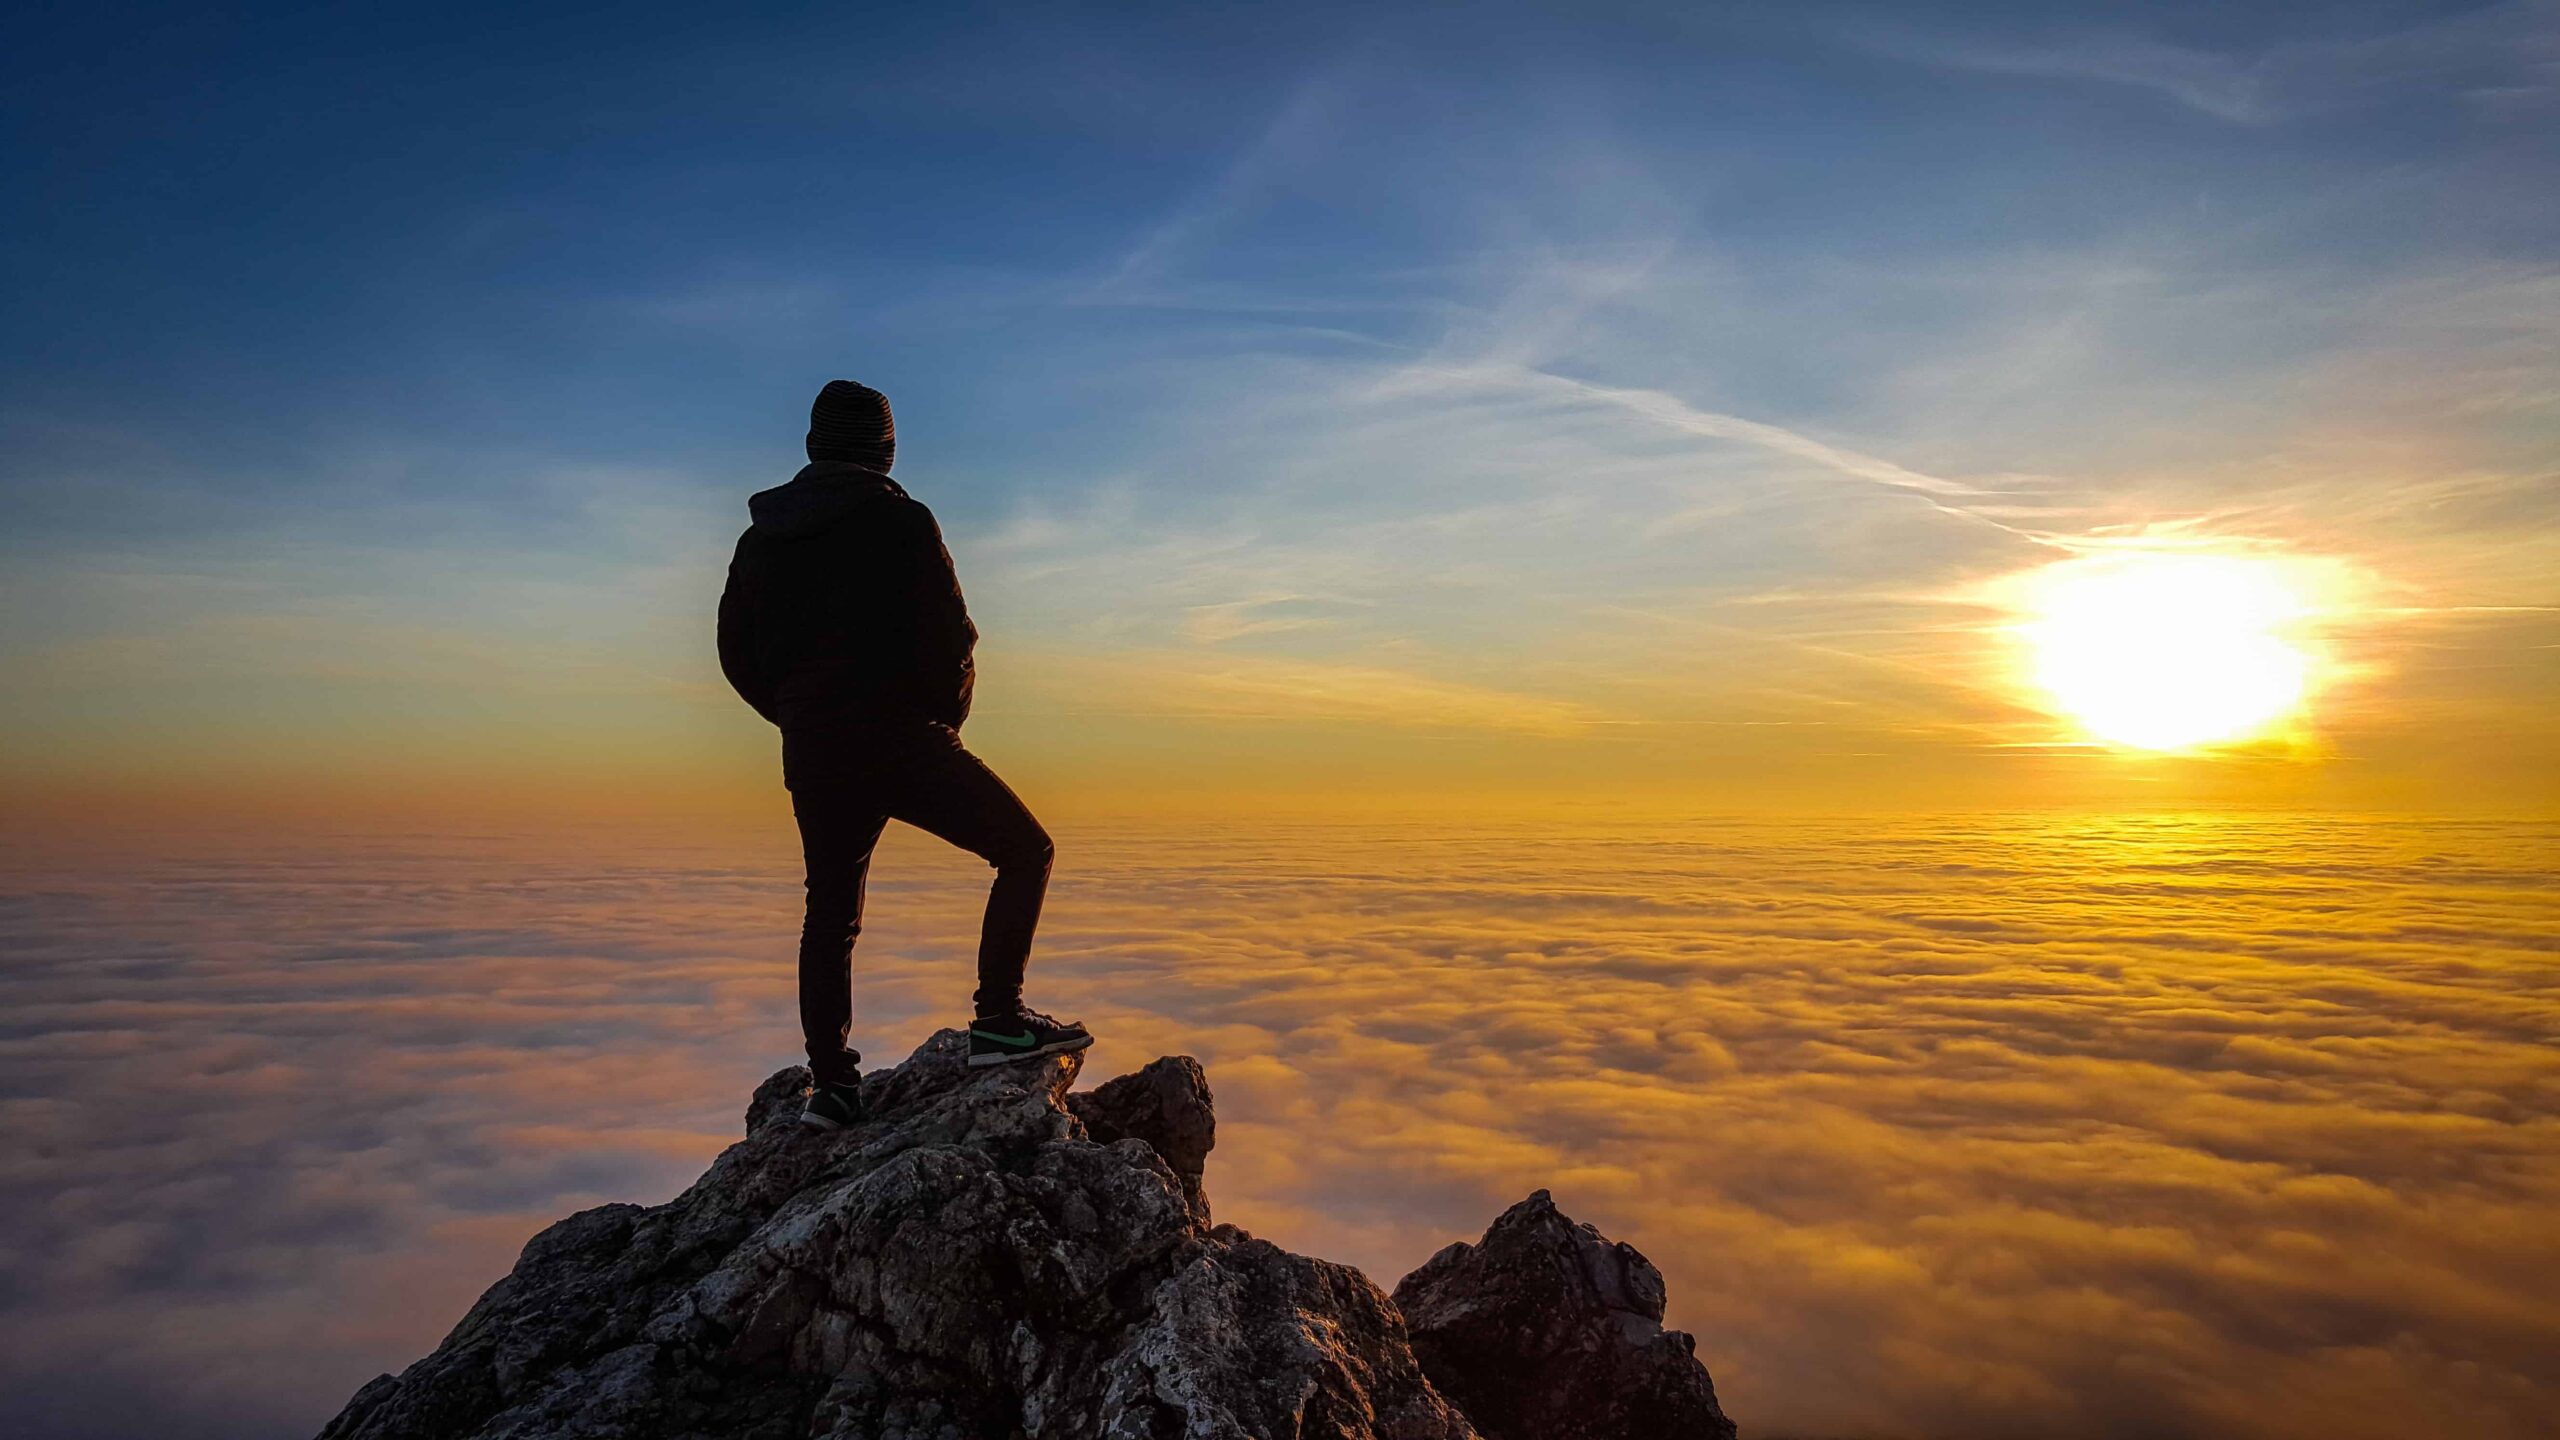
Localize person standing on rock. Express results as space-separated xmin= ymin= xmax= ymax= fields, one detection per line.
xmin=719 ymin=379 xmax=1092 ymax=1131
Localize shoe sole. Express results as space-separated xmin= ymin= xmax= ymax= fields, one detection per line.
xmin=966 ymin=1032 xmax=1096 ymax=1068
xmin=798 ymin=1110 xmax=849 ymax=1131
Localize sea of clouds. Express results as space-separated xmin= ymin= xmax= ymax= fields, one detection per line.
xmin=1 ymin=812 xmax=2552 ymax=1439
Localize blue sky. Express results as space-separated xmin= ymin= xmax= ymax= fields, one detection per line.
xmin=4 ymin=1 xmax=2554 ymax=810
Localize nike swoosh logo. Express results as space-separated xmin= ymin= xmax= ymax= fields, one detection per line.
xmin=972 ymin=1028 xmax=1038 ymax=1048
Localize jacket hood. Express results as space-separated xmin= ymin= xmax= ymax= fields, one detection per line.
xmin=747 ymin=462 xmax=906 ymax=540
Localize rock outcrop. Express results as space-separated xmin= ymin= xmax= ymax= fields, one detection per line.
xmin=1393 ymin=1191 xmax=1738 ymax=1440
xmin=318 ymin=1032 xmax=1734 ymax=1440
xmin=1063 ymin=1056 xmax=1215 ymax=1219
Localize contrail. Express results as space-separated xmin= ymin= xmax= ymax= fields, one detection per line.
xmin=1418 ymin=360 xmax=2071 ymax=549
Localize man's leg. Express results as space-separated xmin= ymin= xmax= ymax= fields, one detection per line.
xmin=792 ymin=783 xmax=888 ymax=1088
xmin=880 ymin=725 xmax=1054 ymax=1019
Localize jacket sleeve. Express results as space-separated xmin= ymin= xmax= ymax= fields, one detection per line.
xmin=717 ymin=534 xmax=781 ymax=725
xmin=894 ymin=500 xmax=978 ymax=730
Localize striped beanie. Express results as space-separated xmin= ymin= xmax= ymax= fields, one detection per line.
xmin=806 ymin=379 xmax=895 ymax=471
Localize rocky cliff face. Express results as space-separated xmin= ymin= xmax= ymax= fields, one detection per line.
xmin=1394 ymin=1191 xmax=1739 ymax=1440
xmin=318 ymin=1032 xmax=1736 ymax=1440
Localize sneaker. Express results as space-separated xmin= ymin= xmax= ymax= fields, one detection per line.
xmin=967 ymin=1007 xmax=1094 ymax=1068
xmin=799 ymin=1082 xmax=864 ymax=1131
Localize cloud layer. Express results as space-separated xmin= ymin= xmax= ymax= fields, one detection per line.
xmin=2 ymin=811 xmax=2552 ymax=1438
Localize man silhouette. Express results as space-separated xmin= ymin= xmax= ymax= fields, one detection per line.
xmin=719 ymin=380 xmax=1090 ymax=1131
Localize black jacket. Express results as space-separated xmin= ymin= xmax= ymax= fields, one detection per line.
xmin=717 ymin=462 xmax=977 ymax=750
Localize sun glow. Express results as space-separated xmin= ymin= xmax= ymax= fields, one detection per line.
xmin=2014 ymin=552 xmax=2325 ymax=752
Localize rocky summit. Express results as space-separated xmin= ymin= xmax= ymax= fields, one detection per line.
xmin=318 ymin=1031 xmax=1738 ymax=1440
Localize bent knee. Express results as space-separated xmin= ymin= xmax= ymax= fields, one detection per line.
xmin=1004 ymin=827 xmax=1055 ymax=872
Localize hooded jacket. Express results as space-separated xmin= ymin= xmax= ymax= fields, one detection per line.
xmin=717 ymin=461 xmax=977 ymax=764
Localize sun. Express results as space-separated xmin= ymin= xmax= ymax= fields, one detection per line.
xmin=2013 ymin=552 xmax=2321 ymax=752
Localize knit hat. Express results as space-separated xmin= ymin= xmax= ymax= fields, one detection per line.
xmin=806 ymin=379 xmax=895 ymax=470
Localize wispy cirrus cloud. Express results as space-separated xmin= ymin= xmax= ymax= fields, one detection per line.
xmin=1866 ymin=29 xmax=2277 ymax=123
xmin=1085 ymin=66 xmax=1358 ymax=300
xmin=1844 ymin=1 xmax=2560 ymax=124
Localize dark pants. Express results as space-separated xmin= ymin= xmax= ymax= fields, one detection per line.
xmin=790 ymin=723 xmax=1053 ymax=1088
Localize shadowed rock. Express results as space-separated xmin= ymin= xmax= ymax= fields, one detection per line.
xmin=1065 ymin=1055 xmax=1215 ymax=1219
xmin=317 ymin=1033 xmax=1471 ymax=1440
xmin=1392 ymin=1189 xmax=1738 ymax=1440
xmin=317 ymin=1039 xmax=1734 ymax=1440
